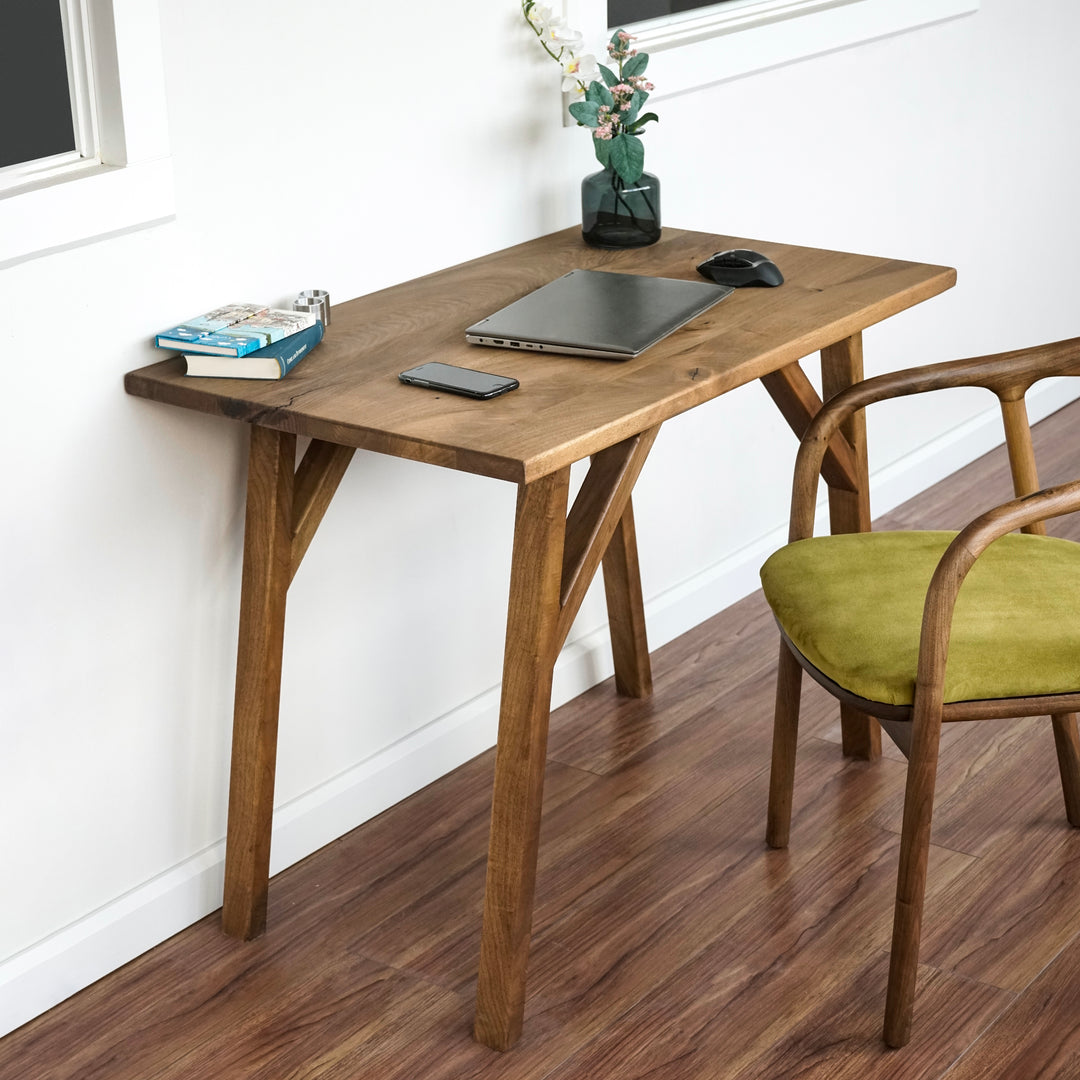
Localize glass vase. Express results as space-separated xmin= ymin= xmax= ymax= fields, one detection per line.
xmin=581 ymin=166 xmax=661 ymax=248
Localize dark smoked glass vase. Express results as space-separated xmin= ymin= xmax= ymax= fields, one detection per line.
xmin=581 ymin=166 xmax=661 ymax=248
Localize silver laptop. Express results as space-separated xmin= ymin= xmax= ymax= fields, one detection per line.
xmin=465 ymin=269 xmax=733 ymax=360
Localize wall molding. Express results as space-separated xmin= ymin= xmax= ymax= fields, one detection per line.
xmin=2 ymin=377 xmax=1075 ymax=1037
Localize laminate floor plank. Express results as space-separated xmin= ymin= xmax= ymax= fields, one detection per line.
xmin=538 ymin=836 xmax=977 ymax=1080
xmin=2 ymin=399 xmax=1080 ymax=1079
xmin=546 ymin=591 xmax=778 ymax=775
xmin=866 ymin=716 xmax=1066 ymax=852
xmin=729 ymin=958 xmax=1010 ymax=1080
xmin=921 ymin=820 xmax=1080 ymax=992
xmin=942 ymin=932 xmax=1080 ymax=1080
xmin=353 ymin=665 xmax=783 ymax=991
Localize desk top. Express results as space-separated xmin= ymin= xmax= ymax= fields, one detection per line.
xmin=124 ymin=227 xmax=955 ymax=484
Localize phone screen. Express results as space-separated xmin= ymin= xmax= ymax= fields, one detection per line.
xmin=399 ymin=362 xmax=519 ymax=399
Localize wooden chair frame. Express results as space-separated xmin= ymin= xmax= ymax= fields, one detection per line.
xmin=764 ymin=336 xmax=1080 ymax=1047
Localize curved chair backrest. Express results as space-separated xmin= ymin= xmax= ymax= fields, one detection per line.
xmin=787 ymin=336 xmax=1080 ymax=542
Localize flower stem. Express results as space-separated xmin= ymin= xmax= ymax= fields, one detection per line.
xmin=522 ymin=1 xmax=564 ymax=65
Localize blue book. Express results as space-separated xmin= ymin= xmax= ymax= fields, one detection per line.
xmin=183 ymin=321 xmax=325 ymax=379
xmin=154 ymin=303 xmax=267 ymax=351
xmin=157 ymin=306 xmax=317 ymax=357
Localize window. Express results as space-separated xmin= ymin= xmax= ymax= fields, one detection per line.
xmin=570 ymin=0 xmax=980 ymax=100
xmin=0 ymin=0 xmax=174 ymax=269
xmin=1 ymin=2 xmax=77 ymax=170
xmin=608 ymin=0 xmax=735 ymax=26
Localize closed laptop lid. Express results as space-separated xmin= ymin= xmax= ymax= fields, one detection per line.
xmin=465 ymin=269 xmax=732 ymax=358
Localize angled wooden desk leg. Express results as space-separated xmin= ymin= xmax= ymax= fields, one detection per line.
xmin=222 ymin=425 xmax=296 ymax=939
xmin=821 ymin=333 xmax=881 ymax=761
xmin=474 ymin=468 xmax=571 ymax=1050
xmin=601 ymin=495 xmax=653 ymax=698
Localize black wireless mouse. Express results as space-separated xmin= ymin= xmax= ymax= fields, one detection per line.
xmin=697 ymin=248 xmax=784 ymax=288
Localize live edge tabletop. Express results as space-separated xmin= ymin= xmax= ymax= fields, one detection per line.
xmin=124 ymin=226 xmax=955 ymax=485
xmin=124 ymin=225 xmax=955 ymax=1053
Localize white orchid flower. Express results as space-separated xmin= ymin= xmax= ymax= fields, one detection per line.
xmin=548 ymin=23 xmax=584 ymax=50
xmin=528 ymin=3 xmax=557 ymax=35
xmin=562 ymin=52 xmax=599 ymax=92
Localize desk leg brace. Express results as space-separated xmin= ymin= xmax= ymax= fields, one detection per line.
xmin=475 ymin=428 xmax=659 ymax=1050
xmin=222 ymin=428 xmax=355 ymax=939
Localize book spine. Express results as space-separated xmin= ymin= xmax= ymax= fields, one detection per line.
xmin=250 ymin=321 xmax=325 ymax=377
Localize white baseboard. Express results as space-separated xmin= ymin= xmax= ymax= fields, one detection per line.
xmin=3 ymin=379 xmax=1076 ymax=1037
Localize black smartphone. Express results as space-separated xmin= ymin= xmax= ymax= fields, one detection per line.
xmin=398 ymin=361 xmax=519 ymax=400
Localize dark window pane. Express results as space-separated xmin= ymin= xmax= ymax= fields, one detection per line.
xmin=608 ymin=0 xmax=734 ymax=27
xmin=0 ymin=0 xmax=76 ymax=169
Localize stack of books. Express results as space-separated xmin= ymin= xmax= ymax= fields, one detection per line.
xmin=155 ymin=302 xmax=324 ymax=379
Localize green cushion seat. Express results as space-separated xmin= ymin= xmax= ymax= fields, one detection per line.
xmin=760 ymin=531 xmax=1080 ymax=706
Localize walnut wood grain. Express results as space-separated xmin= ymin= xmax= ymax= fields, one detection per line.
xmin=759 ymin=362 xmax=859 ymax=492
xmin=475 ymin=429 xmax=659 ymax=1049
xmin=290 ymin=439 xmax=355 ymax=582
xmin=765 ymin=641 xmax=803 ymax=849
xmin=1000 ymin=395 xmax=1047 ymax=536
xmin=474 ymin=468 xmax=571 ymax=1051
xmin=222 ymin=425 xmax=296 ymax=939
xmin=787 ymin=336 xmax=1080 ymax=542
xmin=819 ymin=334 xmax=880 ymax=762
xmin=124 ymin=228 xmax=955 ymax=485
xmin=601 ymin=499 xmax=652 ymax=698
xmin=556 ymin=429 xmax=658 ymax=649
xmin=1051 ymin=712 xmax=1080 ymax=827
xmin=884 ymin=476 xmax=1080 ymax=1045
xmin=9 ymin=398 xmax=1080 ymax=1080
xmin=767 ymin=339 xmax=1080 ymax=1047
xmin=121 ymin=227 xmax=958 ymax=1052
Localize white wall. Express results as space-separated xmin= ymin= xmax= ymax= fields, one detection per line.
xmin=3 ymin=0 xmax=1079 ymax=1035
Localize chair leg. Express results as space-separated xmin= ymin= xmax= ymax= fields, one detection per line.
xmin=1051 ymin=712 xmax=1080 ymax=827
xmin=766 ymin=642 xmax=803 ymax=849
xmin=883 ymin=700 xmax=944 ymax=1048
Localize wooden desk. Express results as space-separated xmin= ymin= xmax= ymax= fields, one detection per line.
xmin=124 ymin=226 xmax=955 ymax=1050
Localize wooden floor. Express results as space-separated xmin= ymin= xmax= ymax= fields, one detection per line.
xmin=7 ymin=397 xmax=1080 ymax=1079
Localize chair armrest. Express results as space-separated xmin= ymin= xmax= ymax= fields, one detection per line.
xmin=789 ymin=336 xmax=1080 ymax=540
xmin=916 ymin=479 xmax=1080 ymax=703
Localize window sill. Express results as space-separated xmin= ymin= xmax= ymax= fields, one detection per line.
xmin=0 ymin=0 xmax=175 ymax=269
xmin=569 ymin=0 xmax=979 ymax=100
xmin=0 ymin=157 xmax=174 ymax=270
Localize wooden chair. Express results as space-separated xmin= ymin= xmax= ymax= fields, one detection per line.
xmin=760 ymin=337 xmax=1080 ymax=1047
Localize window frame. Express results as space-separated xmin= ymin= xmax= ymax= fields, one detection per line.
xmin=0 ymin=0 xmax=173 ymax=269
xmin=569 ymin=0 xmax=979 ymax=100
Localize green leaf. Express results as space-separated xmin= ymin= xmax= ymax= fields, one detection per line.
xmin=627 ymin=111 xmax=659 ymax=133
xmin=624 ymin=88 xmax=645 ymax=127
xmin=610 ymin=29 xmax=625 ymax=49
xmin=622 ymin=52 xmax=648 ymax=78
xmin=609 ymin=133 xmax=645 ymax=185
xmin=587 ymin=79 xmax=614 ymax=108
xmin=593 ymin=135 xmax=612 ymax=168
xmin=599 ymin=64 xmax=619 ymax=87
xmin=568 ymin=100 xmax=601 ymax=127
